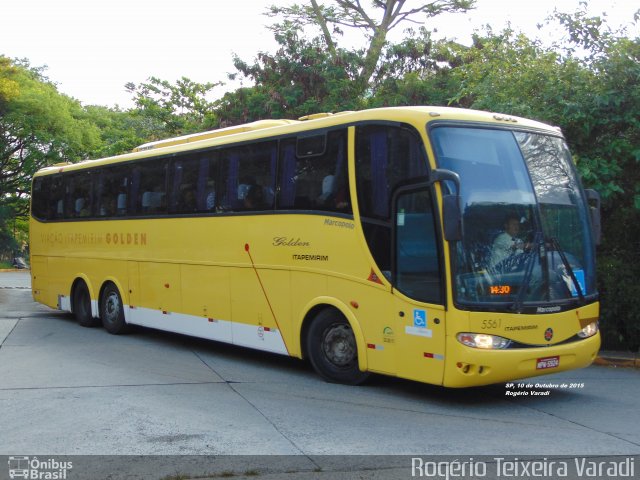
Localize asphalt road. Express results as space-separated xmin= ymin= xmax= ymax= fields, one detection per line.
xmin=1 ymin=271 xmax=639 ymax=479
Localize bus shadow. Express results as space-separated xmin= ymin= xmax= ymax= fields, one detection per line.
xmin=366 ymin=372 xmax=583 ymax=405
xmin=65 ymin=319 xmax=584 ymax=403
xmin=130 ymin=324 xmax=313 ymax=378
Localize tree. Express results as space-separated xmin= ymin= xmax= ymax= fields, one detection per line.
xmin=220 ymin=0 xmax=474 ymax=124
xmin=219 ymin=30 xmax=364 ymax=123
xmin=83 ymin=105 xmax=160 ymax=158
xmin=0 ymin=57 xmax=102 ymax=258
xmin=0 ymin=58 xmax=101 ymax=214
xmin=125 ymin=76 xmax=221 ymax=137
xmin=267 ymin=0 xmax=475 ymax=89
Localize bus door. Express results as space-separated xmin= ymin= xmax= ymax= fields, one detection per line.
xmin=391 ymin=185 xmax=447 ymax=385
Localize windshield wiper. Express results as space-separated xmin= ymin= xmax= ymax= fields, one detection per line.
xmin=547 ymin=236 xmax=586 ymax=304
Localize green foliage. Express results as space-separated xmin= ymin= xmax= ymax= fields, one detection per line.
xmin=218 ymin=0 xmax=475 ymax=123
xmin=0 ymin=206 xmax=19 ymax=261
xmin=597 ymin=210 xmax=640 ymax=352
xmin=217 ymin=29 xmax=364 ymax=123
xmin=0 ymin=57 xmax=101 ymax=217
xmin=83 ymin=105 xmax=156 ymax=157
xmin=125 ymin=76 xmax=221 ymax=137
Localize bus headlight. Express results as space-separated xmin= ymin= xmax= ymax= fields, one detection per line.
xmin=577 ymin=322 xmax=598 ymax=338
xmin=457 ymin=333 xmax=512 ymax=349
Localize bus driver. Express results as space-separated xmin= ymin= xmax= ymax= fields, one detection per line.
xmin=490 ymin=215 xmax=530 ymax=268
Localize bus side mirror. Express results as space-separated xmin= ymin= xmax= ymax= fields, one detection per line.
xmin=584 ymin=189 xmax=601 ymax=246
xmin=431 ymin=169 xmax=462 ymax=242
xmin=442 ymin=194 xmax=462 ymax=242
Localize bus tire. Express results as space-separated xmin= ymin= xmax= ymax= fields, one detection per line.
xmin=100 ymin=283 xmax=129 ymax=335
xmin=73 ymin=280 xmax=99 ymax=327
xmin=306 ymin=308 xmax=370 ymax=385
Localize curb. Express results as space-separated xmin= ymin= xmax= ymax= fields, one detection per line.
xmin=594 ymin=355 xmax=640 ymax=369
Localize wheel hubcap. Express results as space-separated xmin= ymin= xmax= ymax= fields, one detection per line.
xmin=322 ymin=324 xmax=356 ymax=367
xmin=104 ymin=293 xmax=120 ymax=323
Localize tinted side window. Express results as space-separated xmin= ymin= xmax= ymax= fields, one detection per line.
xmin=356 ymin=125 xmax=428 ymax=220
xmin=218 ymin=141 xmax=277 ymax=212
xmin=170 ymin=152 xmax=219 ymax=214
xmin=96 ymin=165 xmax=131 ymax=217
xmin=65 ymin=172 xmax=93 ymax=218
xmin=278 ymin=129 xmax=350 ymax=213
xmin=31 ymin=176 xmax=50 ymax=220
xmin=355 ymin=124 xmax=429 ymax=273
xmin=49 ymin=176 xmax=66 ymax=220
xmin=132 ymin=160 xmax=168 ymax=215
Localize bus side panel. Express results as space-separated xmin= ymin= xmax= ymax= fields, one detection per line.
xmin=137 ymin=262 xmax=182 ymax=317
xmin=229 ymin=267 xmax=289 ymax=355
xmin=127 ymin=261 xmax=140 ymax=314
xmin=327 ymin=277 xmax=395 ymax=375
xmin=393 ymin=295 xmax=447 ymax=386
xmin=290 ymin=271 xmax=328 ymax=359
xmin=180 ymin=264 xmax=231 ymax=322
xmin=90 ymin=259 xmax=129 ymax=302
xmin=252 ymin=268 xmax=292 ymax=354
xmin=30 ymin=256 xmax=52 ymax=308
xmin=48 ymin=256 xmax=71 ymax=311
xmin=63 ymin=257 xmax=99 ymax=316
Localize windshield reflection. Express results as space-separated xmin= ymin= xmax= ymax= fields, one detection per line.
xmin=430 ymin=126 xmax=596 ymax=309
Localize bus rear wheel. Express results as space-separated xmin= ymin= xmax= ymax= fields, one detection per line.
xmin=73 ymin=280 xmax=99 ymax=327
xmin=100 ymin=283 xmax=129 ymax=335
xmin=306 ymin=309 xmax=370 ymax=385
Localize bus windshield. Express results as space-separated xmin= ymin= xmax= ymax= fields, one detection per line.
xmin=431 ymin=126 xmax=596 ymax=310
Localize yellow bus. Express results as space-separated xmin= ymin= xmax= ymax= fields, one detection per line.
xmin=29 ymin=107 xmax=602 ymax=387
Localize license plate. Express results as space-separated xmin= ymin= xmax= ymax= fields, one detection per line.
xmin=536 ymin=356 xmax=560 ymax=369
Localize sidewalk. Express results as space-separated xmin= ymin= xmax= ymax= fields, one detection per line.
xmin=594 ymin=350 xmax=640 ymax=369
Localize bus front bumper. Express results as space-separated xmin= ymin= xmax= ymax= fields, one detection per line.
xmin=442 ymin=332 xmax=601 ymax=388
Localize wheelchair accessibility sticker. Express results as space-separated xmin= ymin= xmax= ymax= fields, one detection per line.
xmin=406 ymin=309 xmax=432 ymax=338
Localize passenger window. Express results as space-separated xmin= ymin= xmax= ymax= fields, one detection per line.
xmin=355 ymin=124 xmax=429 ymax=274
xmin=356 ymin=124 xmax=428 ymax=220
xmin=278 ymin=129 xmax=351 ymax=213
xmin=31 ymin=177 xmax=50 ymax=220
xmin=218 ymin=141 xmax=276 ymax=212
xmin=65 ymin=172 xmax=93 ymax=218
xmin=133 ymin=160 xmax=168 ymax=215
xmin=170 ymin=153 xmax=218 ymax=213
xmin=49 ymin=176 xmax=65 ymax=220
xmin=96 ymin=166 xmax=131 ymax=217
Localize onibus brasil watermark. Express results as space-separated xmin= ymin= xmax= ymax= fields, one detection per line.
xmin=411 ymin=457 xmax=635 ymax=479
xmin=8 ymin=456 xmax=73 ymax=479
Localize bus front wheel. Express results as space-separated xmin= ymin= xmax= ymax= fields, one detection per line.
xmin=100 ymin=283 xmax=129 ymax=335
xmin=72 ymin=280 xmax=99 ymax=328
xmin=306 ymin=309 xmax=370 ymax=385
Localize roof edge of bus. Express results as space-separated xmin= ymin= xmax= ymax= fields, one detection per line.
xmin=32 ymin=107 xmax=561 ymax=178
xmin=132 ymin=119 xmax=300 ymax=153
